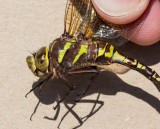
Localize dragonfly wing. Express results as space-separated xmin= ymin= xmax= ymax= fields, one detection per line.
xmin=97 ymin=64 xmax=130 ymax=74
xmin=64 ymin=0 xmax=82 ymax=37
xmin=64 ymin=0 xmax=101 ymax=39
xmin=92 ymin=8 xmax=147 ymax=46
xmin=92 ymin=23 xmax=129 ymax=47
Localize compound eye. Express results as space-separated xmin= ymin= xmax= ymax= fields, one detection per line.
xmin=35 ymin=47 xmax=49 ymax=72
xmin=40 ymin=54 xmax=45 ymax=64
xmin=26 ymin=56 xmax=36 ymax=73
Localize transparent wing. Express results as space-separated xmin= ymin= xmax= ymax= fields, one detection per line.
xmin=92 ymin=9 xmax=147 ymax=46
xmin=92 ymin=23 xmax=129 ymax=47
xmin=64 ymin=0 xmax=101 ymax=39
xmin=97 ymin=64 xmax=130 ymax=74
xmin=64 ymin=0 xmax=82 ymax=37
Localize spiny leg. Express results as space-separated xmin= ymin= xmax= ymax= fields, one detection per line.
xmin=59 ymin=75 xmax=77 ymax=90
xmin=68 ymin=68 xmax=99 ymax=102
xmin=112 ymin=51 xmax=160 ymax=92
xmin=75 ymin=70 xmax=99 ymax=102
xmin=25 ymin=72 xmax=53 ymax=98
xmin=26 ymin=73 xmax=52 ymax=120
xmin=53 ymin=69 xmax=99 ymax=109
xmin=53 ymin=75 xmax=77 ymax=110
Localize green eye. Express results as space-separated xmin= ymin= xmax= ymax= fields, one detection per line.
xmin=35 ymin=47 xmax=49 ymax=72
xmin=40 ymin=54 xmax=45 ymax=64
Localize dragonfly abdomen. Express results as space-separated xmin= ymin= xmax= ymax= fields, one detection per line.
xmin=93 ymin=41 xmax=115 ymax=64
xmin=111 ymin=50 xmax=160 ymax=91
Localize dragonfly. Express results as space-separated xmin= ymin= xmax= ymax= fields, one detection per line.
xmin=26 ymin=0 xmax=160 ymax=110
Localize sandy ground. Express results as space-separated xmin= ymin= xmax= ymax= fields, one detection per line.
xmin=0 ymin=0 xmax=160 ymax=129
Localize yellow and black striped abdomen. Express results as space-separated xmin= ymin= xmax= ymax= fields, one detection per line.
xmin=111 ymin=49 xmax=160 ymax=91
xmin=94 ymin=42 xmax=115 ymax=64
xmin=95 ymin=42 xmax=160 ymax=91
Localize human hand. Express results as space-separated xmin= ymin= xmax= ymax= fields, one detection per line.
xmin=92 ymin=0 xmax=160 ymax=46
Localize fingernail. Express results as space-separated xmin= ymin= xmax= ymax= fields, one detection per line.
xmin=94 ymin=0 xmax=145 ymax=17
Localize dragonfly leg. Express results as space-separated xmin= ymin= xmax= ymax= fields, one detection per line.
xmin=68 ymin=68 xmax=98 ymax=75
xmin=25 ymin=72 xmax=53 ymax=98
xmin=53 ymin=75 xmax=77 ymax=110
xmin=112 ymin=51 xmax=160 ymax=92
xmin=75 ymin=71 xmax=99 ymax=102
xmin=59 ymin=75 xmax=77 ymax=90
xmin=68 ymin=68 xmax=99 ymax=102
xmin=54 ymin=69 xmax=99 ymax=109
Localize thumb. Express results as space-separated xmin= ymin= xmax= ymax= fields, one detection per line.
xmin=92 ymin=0 xmax=150 ymax=24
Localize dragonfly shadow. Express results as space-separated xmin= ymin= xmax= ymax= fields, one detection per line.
xmin=30 ymin=71 xmax=160 ymax=128
xmin=117 ymin=41 xmax=160 ymax=65
xmin=96 ymin=72 xmax=160 ymax=113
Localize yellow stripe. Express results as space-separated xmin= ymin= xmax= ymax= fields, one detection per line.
xmin=58 ymin=42 xmax=72 ymax=63
xmin=152 ymin=69 xmax=155 ymax=72
xmin=93 ymin=41 xmax=97 ymax=44
xmin=105 ymin=45 xmax=114 ymax=58
xmin=152 ymin=72 xmax=160 ymax=81
xmin=98 ymin=44 xmax=107 ymax=57
xmin=45 ymin=47 xmax=49 ymax=62
xmin=112 ymin=51 xmax=125 ymax=62
xmin=142 ymin=66 xmax=146 ymax=69
xmin=131 ymin=59 xmax=137 ymax=65
xmin=70 ymin=39 xmax=76 ymax=43
xmin=156 ymin=77 xmax=160 ymax=81
xmin=137 ymin=62 xmax=142 ymax=68
xmin=137 ymin=62 xmax=146 ymax=69
xmin=72 ymin=45 xmax=88 ymax=64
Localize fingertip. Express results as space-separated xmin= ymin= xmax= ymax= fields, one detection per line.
xmin=129 ymin=0 xmax=160 ymax=45
xmin=92 ymin=0 xmax=150 ymax=24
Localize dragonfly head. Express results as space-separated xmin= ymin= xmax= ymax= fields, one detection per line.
xmin=26 ymin=47 xmax=49 ymax=77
